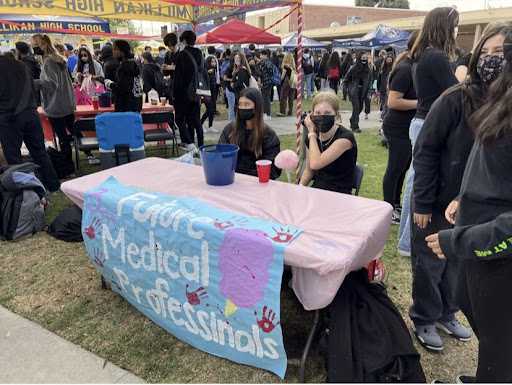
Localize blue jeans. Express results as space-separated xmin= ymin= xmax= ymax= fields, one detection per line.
xmin=226 ymin=88 xmax=235 ymax=123
xmin=302 ymin=73 xmax=313 ymax=98
xmin=310 ymin=73 xmax=316 ymax=95
xmin=397 ymin=117 xmax=424 ymax=253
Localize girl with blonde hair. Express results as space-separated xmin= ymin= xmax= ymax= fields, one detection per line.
xmin=277 ymin=52 xmax=296 ymax=117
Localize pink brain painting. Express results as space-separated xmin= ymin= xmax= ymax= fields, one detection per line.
xmin=218 ymin=228 xmax=275 ymax=309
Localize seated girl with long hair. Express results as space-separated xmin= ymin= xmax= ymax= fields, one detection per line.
xmin=218 ymin=88 xmax=281 ymax=180
xmin=300 ymin=91 xmax=358 ymax=194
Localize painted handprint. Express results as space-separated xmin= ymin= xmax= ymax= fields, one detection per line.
xmin=84 ymin=188 xmax=108 ymax=214
xmin=185 ymin=284 xmax=209 ymax=306
xmin=214 ymin=216 xmax=249 ymax=230
xmin=92 ymin=247 xmax=105 ymax=267
xmin=84 ymin=217 xmax=102 ymax=239
xmin=255 ymin=306 xmax=280 ymax=333
xmin=266 ymin=226 xmax=299 ymax=243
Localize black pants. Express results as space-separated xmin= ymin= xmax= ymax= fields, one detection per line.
xmin=342 ymin=82 xmax=348 ymax=100
xmin=175 ymin=102 xmax=203 ymax=147
xmin=211 ymin=83 xmax=219 ymax=113
xmin=48 ymin=113 xmax=74 ymax=155
xmin=201 ymin=97 xmax=214 ymax=128
xmin=0 ymin=110 xmax=60 ymax=192
xmin=382 ymin=134 xmax=411 ymax=207
xmin=456 ymin=258 xmax=512 ymax=382
xmin=349 ymin=90 xmax=365 ymax=130
xmin=329 ymin=78 xmax=339 ymax=94
xmin=409 ymin=198 xmax=458 ymax=326
xmin=364 ymin=94 xmax=371 ymax=114
xmin=261 ymin=86 xmax=272 ymax=116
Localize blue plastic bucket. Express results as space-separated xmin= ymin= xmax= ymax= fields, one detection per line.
xmin=199 ymin=144 xmax=239 ymax=186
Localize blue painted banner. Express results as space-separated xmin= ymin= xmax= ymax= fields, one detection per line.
xmin=81 ymin=177 xmax=302 ymax=378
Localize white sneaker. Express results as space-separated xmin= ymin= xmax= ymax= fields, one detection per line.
xmin=186 ymin=143 xmax=199 ymax=155
xmin=263 ymin=113 xmax=271 ymax=121
xmin=208 ymin=126 xmax=219 ymax=133
xmin=202 ymin=125 xmax=208 ymax=134
xmin=88 ymin=155 xmax=100 ymax=165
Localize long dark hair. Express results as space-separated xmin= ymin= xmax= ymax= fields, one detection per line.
xmin=205 ymin=55 xmax=216 ymax=71
xmin=379 ymin=53 xmax=395 ymax=74
xmin=319 ymin=52 xmax=329 ymax=70
xmin=353 ymin=51 xmax=369 ymax=79
xmin=471 ymin=30 xmax=512 ymax=146
xmin=231 ymin=88 xmax=265 ymax=157
xmin=76 ymin=47 xmax=96 ymax=75
xmin=327 ymin=51 xmax=340 ymax=70
xmin=394 ymin=30 xmax=420 ymax=68
xmin=113 ymin=40 xmax=134 ymax=60
xmin=410 ymin=7 xmax=459 ymax=62
xmin=444 ymin=26 xmax=511 ymax=126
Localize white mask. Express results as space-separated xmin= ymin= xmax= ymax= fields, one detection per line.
xmin=454 ymin=26 xmax=459 ymax=39
xmin=81 ymin=56 xmax=88 ymax=62
xmin=303 ymin=53 xmax=309 ymax=58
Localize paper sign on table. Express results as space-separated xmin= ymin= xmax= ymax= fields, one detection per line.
xmin=81 ymin=177 xmax=302 ymax=378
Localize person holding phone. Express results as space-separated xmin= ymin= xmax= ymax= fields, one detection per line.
xmin=299 ymin=90 xmax=357 ymax=194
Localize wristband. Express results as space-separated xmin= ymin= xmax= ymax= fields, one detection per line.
xmin=308 ymin=132 xmax=317 ymax=139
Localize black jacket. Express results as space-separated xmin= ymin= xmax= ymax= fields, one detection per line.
xmin=102 ymin=57 xmax=120 ymax=83
xmin=172 ymin=46 xmax=203 ymax=106
xmin=324 ymin=270 xmax=426 ymax=383
xmin=112 ymin=60 xmax=142 ymax=113
xmin=343 ymin=65 xmax=372 ymax=99
xmin=232 ymin=66 xmax=250 ymax=101
xmin=21 ymin=55 xmax=41 ymax=80
xmin=0 ymin=56 xmax=37 ymax=115
xmin=218 ymin=123 xmax=282 ymax=180
xmin=439 ymin=138 xmax=512 ymax=262
xmin=413 ymin=89 xmax=474 ymax=215
xmin=141 ymin=62 xmax=161 ymax=96
xmin=377 ymin=68 xmax=392 ymax=95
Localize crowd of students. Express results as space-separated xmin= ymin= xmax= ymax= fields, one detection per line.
xmin=1 ymin=11 xmax=511 ymax=381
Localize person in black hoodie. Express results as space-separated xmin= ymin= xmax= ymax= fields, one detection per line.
xmin=376 ymin=54 xmax=394 ymax=122
xmin=218 ymin=88 xmax=281 ymax=179
xmin=427 ymin=30 xmax=512 ymax=383
xmin=104 ymin=40 xmax=142 ymax=113
xmin=342 ymin=51 xmax=372 ymax=133
xmin=140 ymin=52 xmax=163 ymax=99
xmin=15 ymin=41 xmax=41 ymax=80
xmin=172 ymin=30 xmax=203 ymax=152
xmin=100 ymin=44 xmax=120 ymax=83
xmin=201 ymin=55 xmax=218 ymax=134
xmin=410 ymin=25 xmax=510 ymax=354
xmin=0 ymin=54 xmax=60 ymax=192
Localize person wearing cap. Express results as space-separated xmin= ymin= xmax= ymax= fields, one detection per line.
xmin=64 ymin=43 xmax=77 ymax=73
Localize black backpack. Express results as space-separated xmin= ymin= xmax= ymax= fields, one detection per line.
xmin=183 ymin=49 xmax=211 ymax=104
xmin=0 ymin=163 xmax=48 ymax=241
xmin=47 ymin=204 xmax=83 ymax=242
xmin=47 ymin=147 xmax=75 ymax=179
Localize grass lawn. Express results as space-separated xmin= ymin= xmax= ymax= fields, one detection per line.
xmin=0 ymin=128 xmax=477 ymax=383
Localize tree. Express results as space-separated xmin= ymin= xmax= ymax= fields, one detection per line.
xmin=355 ymin=0 xmax=410 ymax=8
xmin=105 ymin=19 xmax=142 ymax=49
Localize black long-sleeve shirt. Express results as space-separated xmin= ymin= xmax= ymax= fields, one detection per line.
xmin=438 ymin=139 xmax=512 ymax=261
xmin=0 ymin=56 xmax=37 ymax=114
xmin=413 ymin=88 xmax=474 ymax=215
xmin=412 ymin=49 xmax=458 ymax=119
xmin=172 ymin=46 xmax=203 ymax=107
xmin=218 ymin=123 xmax=282 ymax=180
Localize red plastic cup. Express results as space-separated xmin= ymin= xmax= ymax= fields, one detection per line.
xmin=92 ymin=99 xmax=99 ymax=110
xmin=256 ymin=160 xmax=272 ymax=183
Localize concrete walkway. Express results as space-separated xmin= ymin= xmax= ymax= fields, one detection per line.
xmin=0 ymin=306 xmax=144 ymax=384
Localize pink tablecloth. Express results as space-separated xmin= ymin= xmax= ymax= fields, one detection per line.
xmin=61 ymin=158 xmax=393 ymax=310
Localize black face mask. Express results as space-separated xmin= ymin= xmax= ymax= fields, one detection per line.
xmin=361 ymin=59 xmax=368 ymax=65
xmin=33 ymin=46 xmax=44 ymax=56
xmin=238 ymin=108 xmax=255 ymax=121
xmin=386 ymin=62 xmax=392 ymax=66
xmin=312 ymin=115 xmax=335 ymax=133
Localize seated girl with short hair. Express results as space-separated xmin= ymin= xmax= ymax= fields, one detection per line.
xmin=300 ymin=91 xmax=358 ymax=194
xmin=218 ymin=88 xmax=282 ymax=179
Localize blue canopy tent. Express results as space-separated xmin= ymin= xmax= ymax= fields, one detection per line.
xmin=333 ymin=24 xmax=410 ymax=51
xmin=282 ymin=33 xmax=329 ymax=51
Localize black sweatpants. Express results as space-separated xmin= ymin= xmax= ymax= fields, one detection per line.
xmin=201 ymin=97 xmax=214 ymax=128
xmin=175 ymin=101 xmax=203 ymax=147
xmin=349 ymin=89 xmax=365 ymax=130
xmin=0 ymin=110 xmax=60 ymax=192
xmin=48 ymin=113 xmax=74 ymax=155
xmin=329 ymin=78 xmax=340 ymax=94
xmin=261 ymin=86 xmax=272 ymax=116
xmin=456 ymin=258 xmax=512 ymax=382
xmin=382 ymin=134 xmax=411 ymax=207
xmin=409 ymin=197 xmax=459 ymax=326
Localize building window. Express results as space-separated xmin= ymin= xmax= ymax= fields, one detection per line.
xmin=347 ymin=16 xmax=362 ymax=25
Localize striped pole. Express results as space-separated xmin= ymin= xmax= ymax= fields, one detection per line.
xmin=295 ymin=1 xmax=303 ymax=182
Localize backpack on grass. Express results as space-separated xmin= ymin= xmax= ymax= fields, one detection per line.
xmin=47 ymin=204 xmax=83 ymax=242
xmin=0 ymin=163 xmax=48 ymax=241
xmin=47 ymin=147 xmax=74 ymax=179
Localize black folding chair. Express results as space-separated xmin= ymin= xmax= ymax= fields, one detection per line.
xmin=298 ymin=162 xmax=364 ymax=383
xmin=73 ymin=118 xmax=99 ymax=176
xmin=142 ymin=111 xmax=179 ymax=157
